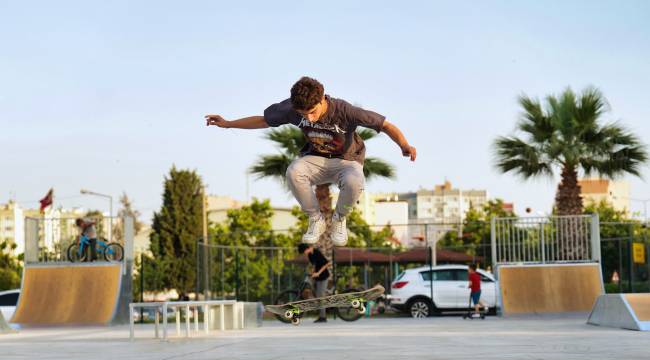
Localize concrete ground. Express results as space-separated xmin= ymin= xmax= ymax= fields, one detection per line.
xmin=1 ymin=315 xmax=649 ymax=360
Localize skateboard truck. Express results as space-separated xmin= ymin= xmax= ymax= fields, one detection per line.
xmin=284 ymin=307 xmax=303 ymax=325
xmin=351 ymin=298 xmax=366 ymax=314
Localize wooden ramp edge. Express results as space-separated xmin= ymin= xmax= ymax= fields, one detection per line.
xmin=11 ymin=263 xmax=122 ymax=325
xmin=498 ymin=263 xmax=603 ymax=314
xmin=588 ymin=293 xmax=650 ymax=331
xmin=624 ymin=294 xmax=650 ymax=322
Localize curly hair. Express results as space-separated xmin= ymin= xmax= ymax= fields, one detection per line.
xmin=290 ymin=76 xmax=324 ymax=111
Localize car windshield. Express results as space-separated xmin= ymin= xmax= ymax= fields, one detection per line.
xmin=0 ymin=292 xmax=19 ymax=306
xmin=394 ymin=271 xmax=406 ymax=282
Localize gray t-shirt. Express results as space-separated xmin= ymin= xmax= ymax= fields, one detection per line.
xmin=263 ymin=96 xmax=385 ymax=164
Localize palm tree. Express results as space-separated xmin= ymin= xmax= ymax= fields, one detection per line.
xmin=494 ymin=87 xmax=647 ymax=215
xmin=250 ymin=126 xmax=395 ymax=255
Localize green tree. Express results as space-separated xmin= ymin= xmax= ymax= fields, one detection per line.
xmin=439 ymin=199 xmax=514 ymax=264
xmin=149 ymin=166 xmax=203 ymax=298
xmin=583 ymin=199 xmax=649 ymax=291
xmin=250 ymin=126 xmax=395 ymax=257
xmin=494 ymin=87 xmax=647 ymax=215
xmin=209 ymin=198 xmax=295 ymax=301
xmin=0 ymin=241 xmax=22 ymax=290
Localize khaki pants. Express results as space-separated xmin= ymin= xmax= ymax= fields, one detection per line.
xmin=286 ymin=155 xmax=365 ymax=218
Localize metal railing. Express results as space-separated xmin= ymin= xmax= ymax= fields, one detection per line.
xmin=129 ymin=300 xmax=240 ymax=341
xmin=491 ymin=214 xmax=600 ymax=265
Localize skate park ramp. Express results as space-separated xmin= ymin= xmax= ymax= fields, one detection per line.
xmin=588 ymin=293 xmax=650 ymax=331
xmin=0 ymin=312 xmax=15 ymax=334
xmin=11 ymin=263 xmax=122 ymax=325
xmin=498 ymin=263 xmax=603 ymax=314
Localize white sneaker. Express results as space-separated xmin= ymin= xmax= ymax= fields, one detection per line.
xmin=302 ymin=214 xmax=326 ymax=244
xmin=331 ymin=213 xmax=348 ymax=246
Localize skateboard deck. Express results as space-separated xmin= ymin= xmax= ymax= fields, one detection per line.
xmin=266 ymin=285 xmax=385 ymax=325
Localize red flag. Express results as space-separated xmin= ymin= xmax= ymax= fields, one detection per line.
xmin=39 ymin=188 xmax=53 ymax=213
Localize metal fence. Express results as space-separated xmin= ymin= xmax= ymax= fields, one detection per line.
xmin=193 ymin=224 xmax=494 ymax=304
xmin=24 ymin=215 xmax=125 ymax=263
xmin=491 ymin=214 xmax=600 ymax=265
xmin=599 ymin=221 xmax=650 ymax=293
xmin=131 ymin=217 xmax=650 ymax=305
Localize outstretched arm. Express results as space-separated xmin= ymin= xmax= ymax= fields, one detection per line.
xmin=382 ymin=120 xmax=417 ymax=161
xmin=205 ymin=115 xmax=269 ymax=129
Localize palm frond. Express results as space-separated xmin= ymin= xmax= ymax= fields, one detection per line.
xmin=249 ymin=154 xmax=294 ymax=184
xmin=497 ymin=86 xmax=647 ymax=182
xmin=363 ymin=157 xmax=395 ymax=181
xmin=493 ymin=136 xmax=553 ymax=177
xmin=575 ymin=87 xmax=609 ymax=129
xmin=357 ymin=128 xmax=379 ymax=141
xmin=517 ymin=95 xmax=554 ymax=144
xmin=265 ymin=126 xmax=306 ymax=157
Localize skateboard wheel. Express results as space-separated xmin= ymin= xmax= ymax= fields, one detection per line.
xmin=357 ymin=305 xmax=366 ymax=314
xmin=291 ymin=317 xmax=300 ymax=326
xmin=284 ymin=310 xmax=294 ymax=319
xmin=351 ymin=300 xmax=361 ymax=309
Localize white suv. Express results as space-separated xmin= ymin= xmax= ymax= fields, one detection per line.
xmin=390 ymin=265 xmax=498 ymax=318
xmin=0 ymin=289 xmax=20 ymax=322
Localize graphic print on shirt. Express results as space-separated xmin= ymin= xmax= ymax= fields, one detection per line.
xmin=297 ymin=118 xmax=347 ymax=155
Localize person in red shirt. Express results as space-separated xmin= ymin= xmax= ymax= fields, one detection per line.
xmin=468 ymin=263 xmax=488 ymax=317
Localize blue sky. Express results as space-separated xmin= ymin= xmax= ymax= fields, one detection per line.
xmin=2 ymin=0 xmax=649 ymax=222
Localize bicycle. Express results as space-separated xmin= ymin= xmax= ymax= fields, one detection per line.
xmin=67 ymin=235 xmax=124 ymax=262
xmin=272 ymin=274 xmax=365 ymax=323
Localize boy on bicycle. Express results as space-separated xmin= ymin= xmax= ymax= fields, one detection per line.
xmin=75 ymin=218 xmax=98 ymax=262
xmin=298 ymin=243 xmax=331 ymax=323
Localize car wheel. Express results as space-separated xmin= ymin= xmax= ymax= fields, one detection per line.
xmin=409 ymin=299 xmax=432 ymax=318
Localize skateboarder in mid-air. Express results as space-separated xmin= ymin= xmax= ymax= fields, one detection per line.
xmin=298 ymin=243 xmax=331 ymax=322
xmin=206 ymin=77 xmax=416 ymax=246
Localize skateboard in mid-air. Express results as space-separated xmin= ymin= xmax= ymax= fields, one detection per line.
xmin=265 ymin=285 xmax=385 ymax=325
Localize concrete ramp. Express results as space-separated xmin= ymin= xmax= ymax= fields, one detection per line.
xmin=11 ymin=263 xmax=122 ymax=325
xmin=588 ymin=293 xmax=650 ymax=331
xmin=0 ymin=312 xmax=15 ymax=334
xmin=498 ymin=263 xmax=603 ymax=314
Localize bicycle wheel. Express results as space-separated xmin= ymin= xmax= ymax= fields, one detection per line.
xmin=335 ymin=288 xmax=364 ymax=322
xmin=104 ymin=243 xmax=124 ymax=262
xmin=273 ymin=290 xmax=300 ymax=323
xmin=67 ymin=243 xmax=87 ymax=262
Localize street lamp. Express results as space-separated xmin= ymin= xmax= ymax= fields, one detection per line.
xmin=80 ymin=189 xmax=113 ymax=243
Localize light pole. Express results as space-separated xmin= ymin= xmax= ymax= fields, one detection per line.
xmin=80 ymin=189 xmax=113 ymax=243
